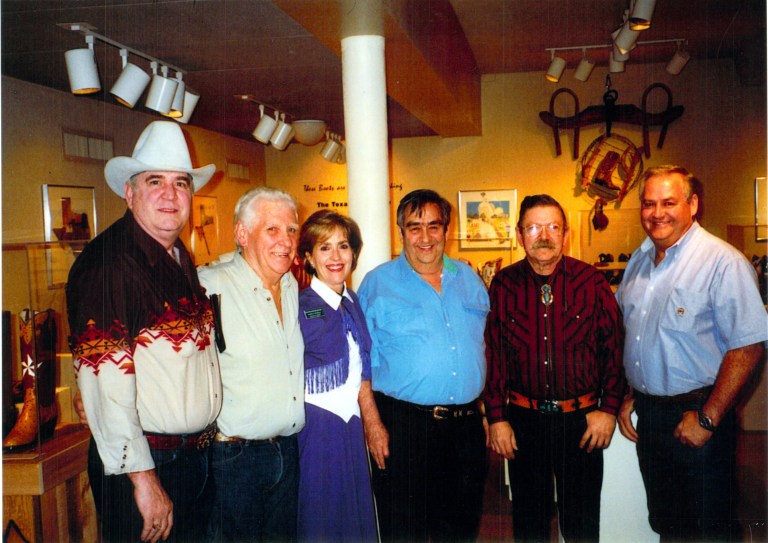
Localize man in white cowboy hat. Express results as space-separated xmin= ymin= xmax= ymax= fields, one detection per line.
xmin=66 ymin=121 xmax=222 ymax=543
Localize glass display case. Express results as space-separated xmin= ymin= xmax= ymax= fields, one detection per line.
xmin=2 ymin=240 xmax=84 ymax=457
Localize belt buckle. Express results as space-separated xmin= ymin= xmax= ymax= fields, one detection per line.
xmin=432 ymin=406 xmax=450 ymax=420
xmin=196 ymin=424 xmax=217 ymax=449
xmin=538 ymin=400 xmax=562 ymax=414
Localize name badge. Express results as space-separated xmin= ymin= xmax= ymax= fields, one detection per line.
xmin=304 ymin=308 xmax=325 ymax=319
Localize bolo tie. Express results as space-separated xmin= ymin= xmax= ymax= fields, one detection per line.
xmin=540 ymin=283 xmax=554 ymax=306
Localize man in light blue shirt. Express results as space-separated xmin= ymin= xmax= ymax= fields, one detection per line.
xmin=616 ymin=165 xmax=767 ymax=541
xmin=358 ymin=189 xmax=489 ymax=542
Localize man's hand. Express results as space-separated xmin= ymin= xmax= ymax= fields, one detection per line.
xmin=364 ymin=419 xmax=390 ymax=470
xmin=617 ymin=395 xmax=638 ymax=443
xmin=674 ymin=410 xmax=713 ymax=448
xmin=488 ymin=421 xmax=518 ymax=459
xmin=73 ymin=390 xmax=89 ymax=427
xmin=580 ymin=410 xmax=617 ymax=452
xmin=127 ymin=470 xmax=173 ymax=542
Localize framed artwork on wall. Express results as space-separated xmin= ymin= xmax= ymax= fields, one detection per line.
xmin=42 ymin=184 xmax=97 ymax=288
xmin=457 ymin=189 xmax=517 ymax=250
xmin=191 ymin=195 xmax=219 ymax=265
xmin=755 ymin=177 xmax=767 ymax=242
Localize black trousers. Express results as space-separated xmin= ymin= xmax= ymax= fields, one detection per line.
xmin=371 ymin=393 xmax=487 ymax=543
xmin=507 ymin=404 xmax=603 ymax=543
xmin=634 ymin=393 xmax=740 ymax=542
xmin=88 ymin=438 xmax=212 ymax=543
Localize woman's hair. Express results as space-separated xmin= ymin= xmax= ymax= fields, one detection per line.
xmin=298 ymin=210 xmax=363 ymax=275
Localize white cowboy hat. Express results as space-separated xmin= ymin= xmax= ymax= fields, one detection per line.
xmin=104 ymin=121 xmax=216 ymax=196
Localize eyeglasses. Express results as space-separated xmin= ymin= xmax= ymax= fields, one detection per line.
xmin=521 ymin=223 xmax=564 ymax=238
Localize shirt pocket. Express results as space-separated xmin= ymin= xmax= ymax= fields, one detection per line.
xmin=462 ymin=302 xmax=490 ymax=339
xmin=659 ymin=287 xmax=712 ymax=334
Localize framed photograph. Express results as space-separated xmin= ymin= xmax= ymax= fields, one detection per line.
xmin=755 ymin=177 xmax=767 ymax=242
xmin=191 ymin=195 xmax=219 ymax=265
xmin=42 ymin=184 xmax=97 ymax=287
xmin=458 ymin=189 xmax=517 ymax=249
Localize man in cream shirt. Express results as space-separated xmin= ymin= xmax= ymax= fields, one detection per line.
xmin=198 ymin=186 xmax=305 ymax=542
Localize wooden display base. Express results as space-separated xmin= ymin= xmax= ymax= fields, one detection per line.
xmin=3 ymin=424 xmax=97 ymax=542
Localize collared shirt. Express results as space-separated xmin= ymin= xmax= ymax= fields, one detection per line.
xmin=483 ymin=257 xmax=626 ymax=422
xmin=198 ymin=251 xmax=304 ymax=439
xmin=616 ymin=222 xmax=768 ymax=396
xmin=299 ymin=276 xmax=372 ymax=422
xmin=66 ymin=210 xmax=222 ymax=475
xmin=358 ymin=253 xmax=489 ymax=406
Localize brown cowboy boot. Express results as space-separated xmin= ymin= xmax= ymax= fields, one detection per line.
xmin=3 ymin=309 xmax=58 ymax=452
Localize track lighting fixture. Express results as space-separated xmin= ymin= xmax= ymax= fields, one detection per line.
xmin=64 ymin=34 xmax=100 ymax=95
xmin=238 ymin=95 xmax=331 ymax=151
xmin=544 ymin=38 xmax=688 ymax=81
xmin=545 ymin=53 xmax=567 ymax=83
xmin=59 ymin=23 xmax=198 ymax=122
xmin=574 ymin=50 xmax=595 ymax=82
xmin=110 ymin=49 xmax=151 ymax=108
xmin=629 ymin=0 xmax=656 ymax=31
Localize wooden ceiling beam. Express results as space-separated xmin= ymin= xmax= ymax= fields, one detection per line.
xmin=272 ymin=0 xmax=481 ymax=137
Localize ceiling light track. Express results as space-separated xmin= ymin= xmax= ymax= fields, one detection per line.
xmin=59 ymin=23 xmax=185 ymax=75
xmin=59 ymin=22 xmax=198 ymax=122
xmin=237 ymin=95 xmax=332 ymax=150
xmin=545 ymin=38 xmax=686 ymax=55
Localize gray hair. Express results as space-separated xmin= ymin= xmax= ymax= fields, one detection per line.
xmin=233 ymin=186 xmax=298 ymax=247
xmin=639 ymin=165 xmax=696 ymax=202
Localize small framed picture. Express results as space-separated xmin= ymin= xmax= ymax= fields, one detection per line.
xmin=191 ymin=195 xmax=219 ymax=265
xmin=41 ymin=184 xmax=97 ymax=288
xmin=458 ymin=189 xmax=517 ymax=249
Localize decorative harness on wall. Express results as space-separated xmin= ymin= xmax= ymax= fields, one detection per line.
xmin=539 ymin=76 xmax=684 ymax=160
xmin=538 ymin=78 xmax=684 ymax=231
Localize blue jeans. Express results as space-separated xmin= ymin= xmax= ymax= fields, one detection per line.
xmin=88 ymin=438 xmax=212 ymax=543
xmin=635 ymin=393 xmax=740 ymax=541
xmin=207 ymin=435 xmax=299 ymax=542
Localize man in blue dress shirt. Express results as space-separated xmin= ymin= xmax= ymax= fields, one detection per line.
xmin=617 ymin=165 xmax=767 ymax=541
xmin=359 ymin=189 xmax=490 ymax=542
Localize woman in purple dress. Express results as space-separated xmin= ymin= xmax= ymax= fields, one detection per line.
xmin=297 ymin=210 xmax=388 ymax=542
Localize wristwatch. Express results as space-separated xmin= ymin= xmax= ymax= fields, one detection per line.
xmin=697 ymin=410 xmax=716 ymax=432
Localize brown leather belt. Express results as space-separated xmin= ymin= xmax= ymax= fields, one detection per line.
xmin=508 ymin=391 xmax=598 ymax=414
xmin=144 ymin=423 xmax=216 ymax=450
xmin=214 ymin=431 xmax=280 ymax=444
xmin=635 ymin=386 xmax=713 ymax=405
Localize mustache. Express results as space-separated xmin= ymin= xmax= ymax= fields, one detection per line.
xmin=532 ymin=239 xmax=556 ymax=250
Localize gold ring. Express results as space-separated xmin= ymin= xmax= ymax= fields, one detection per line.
xmin=152 ymin=523 xmax=160 ymax=529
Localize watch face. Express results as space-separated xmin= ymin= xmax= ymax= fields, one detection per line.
xmin=698 ymin=411 xmax=715 ymax=431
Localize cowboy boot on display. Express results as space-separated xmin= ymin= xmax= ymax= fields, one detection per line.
xmin=2 ymin=309 xmax=59 ymax=452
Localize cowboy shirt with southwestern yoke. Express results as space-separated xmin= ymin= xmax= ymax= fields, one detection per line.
xmin=66 ymin=209 xmax=222 ymax=475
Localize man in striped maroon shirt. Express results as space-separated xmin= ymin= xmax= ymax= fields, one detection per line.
xmin=483 ymin=194 xmax=626 ymax=543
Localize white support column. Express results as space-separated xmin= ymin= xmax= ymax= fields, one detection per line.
xmin=342 ymin=33 xmax=391 ymax=290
